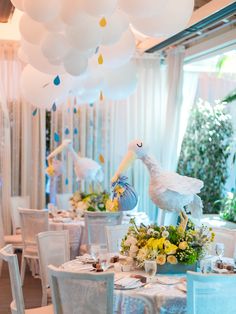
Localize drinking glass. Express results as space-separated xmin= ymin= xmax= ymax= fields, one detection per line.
xmin=215 ymin=243 xmax=224 ymax=262
xmin=90 ymin=244 xmax=100 ymax=262
xmin=144 ymin=260 xmax=157 ymax=283
xmin=200 ymin=258 xmax=212 ymax=274
xmin=99 ymin=249 xmax=110 ymax=272
xmin=233 ymin=245 xmax=236 ymax=266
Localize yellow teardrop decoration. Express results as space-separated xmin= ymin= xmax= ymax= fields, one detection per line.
xmin=100 ymin=90 xmax=104 ymax=101
xmin=98 ymin=54 xmax=103 ymax=65
xmin=99 ymin=17 xmax=107 ymax=27
xmin=99 ymin=154 xmax=105 ymax=164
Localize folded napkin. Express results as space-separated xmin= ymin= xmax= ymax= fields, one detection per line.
xmin=62 ymin=260 xmax=93 ymax=271
xmin=53 ymin=217 xmax=72 ymax=223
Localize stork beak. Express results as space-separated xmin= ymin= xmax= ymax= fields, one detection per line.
xmin=111 ymin=150 xmax=137 ymax=183
xmin=47 ymin=140 xmax=71 ymax=160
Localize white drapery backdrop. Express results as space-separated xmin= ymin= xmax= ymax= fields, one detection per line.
xmin=50 ymin=49 xmax=186 ymax=222
xmin=0 ymin=41 xmax=46 ymax=233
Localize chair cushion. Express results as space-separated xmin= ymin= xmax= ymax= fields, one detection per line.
xmin=25 ymin=304 xmax=53 ymax=314
xmin=4 ymin=234 xmax=22 ymax=244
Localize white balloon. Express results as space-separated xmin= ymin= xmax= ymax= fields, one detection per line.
xmin=10 ymin=0 xmax=24 ymax=11
xmin=99 ymin=28 xmax=136 ymax=68
xmin=17 ymin=47 xmax=28 ymax=64
xmin=19 ymin=14 xmax=46 ymax=45
xmin=41 ymin=32 xmax=71 ymax=61
xmin=82 ymin=0 xmax=117 ymax=17
xmin=44 ymin=16 xmax=66 ymax=32
xmin=118 ymin=0 xmax=167 ymax=18
xmin=63 ymin=50 xmax=88 ymax=76
xmin=24 ymin=0 xmax=63 ymax=23
xmin=103 ymin=61 xmax=138 ymax=100
xmin=66 ymin=14 xmax=102 ymax=52
xmin=131 ymin=0 xmax=194 ymax=37
xmin=21 ymin=39 xmax=65 ymax=74
xmin=20 ymin=65 xmax=73 ymax=108
xmin=76 ymin=89 xmax=100 ymax=104
xmin=101 ymin=10 xmax=129 ymax=45
xmin=60 ymin=0 xmax=85 ymax=26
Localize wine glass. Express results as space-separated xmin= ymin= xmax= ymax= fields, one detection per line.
xmin=233 ymin=245 xmax=236 ymax=266
xmin=215 ymin=243 xmax=224 ymax=262
xmin=99 ymin=249 xmax=110 ymax=272
xmin=200 ymin=258 xmax=212 ymax=274
xmin=144 ymin=260 xmax=157 ymax=283
xmin=90 ymin=244 xmax=100 ymax=262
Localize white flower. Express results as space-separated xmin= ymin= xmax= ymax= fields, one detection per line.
xmin=162 ymin=231 xmax=169 ymax=238
xmin=137 ymin=247 xmax=148 ymax=262
xmin=130 ymin=245 xmax=139 ymax=253
xmin=147 ymin=228 xmax=154 ymax=235
xmin=76 ymin=201 xmax=88 ymax=211
xmin=125 ymin=236 xmax=137 ymax=246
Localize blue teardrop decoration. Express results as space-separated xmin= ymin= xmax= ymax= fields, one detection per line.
xmin=89 ymin=120 xmax=93 ymax=127
xmin=54 ymin=132 xmax=60 ymax=142
xmin=53 ymin=75 xmax=60 ymax=86
xmin=65 ymin=178 xmax=69 ymax=185
xmin=52 ymin=102 xmax=57 ymax=112
xmin=73 ymin=108 xmax=77 ymax=114
xmin=64 ymin=128 xmax=70 ymax=135
xmin=89 ymin=103 xmax=94 ymax=107
xmin=32 ymin=108 xmax=38 ymax=116
xmin=74 ymin=128 xmax=78 ymax=135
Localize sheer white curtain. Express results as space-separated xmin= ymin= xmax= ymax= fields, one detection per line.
xmin=0 ymin=41 xmax=46 ymax=232
xmin=50 ymin=51 xmax=187 ymax=222
xmin=162 ymin=46 xmax=185 ymax=171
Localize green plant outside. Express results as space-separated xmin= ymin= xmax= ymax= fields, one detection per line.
xmin=216 ymin=192 xmax=236 ymax=223
xmin=177 ymin=101 xmax=233 ymax=214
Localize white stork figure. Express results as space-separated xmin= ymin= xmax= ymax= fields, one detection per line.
xmin=47 ymin=139 xmax=104 ymax=183
xmin=111 ymin=140 xmax=203 ymax=226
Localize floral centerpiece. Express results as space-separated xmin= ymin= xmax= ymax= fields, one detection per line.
xmin=121 ymin=218 xmax=215 ymax=273
xmin=70 ymin=191 xmax=119 ymax=217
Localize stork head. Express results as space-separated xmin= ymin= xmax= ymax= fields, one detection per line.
xmin=111 ymin=139 xmax=147 ymax=183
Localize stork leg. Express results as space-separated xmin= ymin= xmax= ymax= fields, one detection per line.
xmin=179 ymin=210 xmax=188 ymax=231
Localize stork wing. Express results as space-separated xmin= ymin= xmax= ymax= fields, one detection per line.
xmin=158 ymin=172 xmax=203 ymax=195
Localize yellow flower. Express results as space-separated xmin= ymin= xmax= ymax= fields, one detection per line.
xmin=105 ymin=199 xmax=119 ymax=212
xmin=147 ymin=238 xmax=165 ymax=250
xmin=164 ymin=243 xmax=178 ymax=255
xmin=114 ymin=186 xmax=125 ymax=196
xmin=46 ymin=165 xmax=55 ymax=176
xmin=179 ymin=241 xmax=188 ymax=250
xmin=167 ymin=255 xmax=178 ymax=264
xmin=156 ymin=254 xmax=166 ymax=265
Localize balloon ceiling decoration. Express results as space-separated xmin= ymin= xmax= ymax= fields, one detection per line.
xmin=12 ymin=0 xmax=194 ymax=109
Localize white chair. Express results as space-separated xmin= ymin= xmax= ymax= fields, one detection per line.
xmin=105 ymin=224 xmax=130 ymax=253
xmin=19 ymin=209 xmax=49 ymax=284
xmin=0 ymin=213 xmax=4 ymax=276
xmin=48 ymin=265 xmax=114 ymax=314
xmin=84 ymin=211 xmax=123 ymax=250
xmin=0 ymin=201 xmax=23 ymax=251
xmin=37 ymin=231 xmax=70 ymax=306
xmin=211 ymin=227 xmax=236 ymax=257
xmin=0 ymin=244 xmax=53 ymax=314
xmin=10 ymin=196 xmax=30 ymax=235
xmin=55 ymin=193 xmax=72 ymax=211
xmin=187 ymin=271 xmax=236 ymax=314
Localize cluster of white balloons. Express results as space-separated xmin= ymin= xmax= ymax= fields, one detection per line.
xmin=12 ymin=0 xmax=194 ymax=109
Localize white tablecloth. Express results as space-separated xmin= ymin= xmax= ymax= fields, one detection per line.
xmin=49 ymin=219 xmax=85 ymax=259
xmin=61 ymin=260 xmax=186 ymax=314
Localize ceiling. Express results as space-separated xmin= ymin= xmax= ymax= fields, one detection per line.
xmin=0 ymin=0 xmax=213 ymax=23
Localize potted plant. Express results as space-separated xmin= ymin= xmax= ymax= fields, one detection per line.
xmin=121 ymin=218 xmax=215 ymax=274
xmin=217 ymin=192 xmax=236 ymax=223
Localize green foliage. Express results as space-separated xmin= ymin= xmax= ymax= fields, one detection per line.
xmin=217 ymin=192 xmax=236 ymax=223
xmin=177 ymin=101 xmax=233 ymax=214
xmin=222 ymin=88 xmax=236 ymax=104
